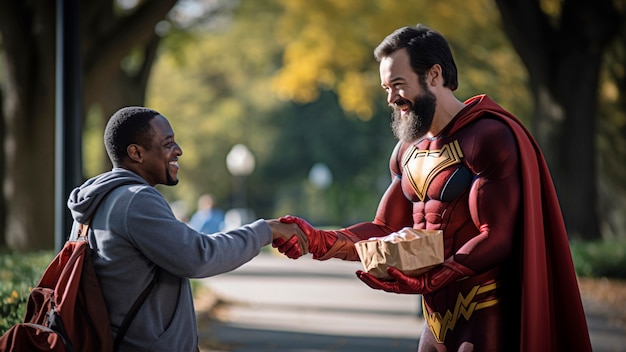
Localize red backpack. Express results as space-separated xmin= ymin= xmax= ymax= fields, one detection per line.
xmin=0 ymin=223 xmax=156 ymax=352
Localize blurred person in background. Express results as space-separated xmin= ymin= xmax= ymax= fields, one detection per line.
xmin=189 ymin=194 xmax=225 ymax=234
xmin=274 ymin=24 xmax=591 ymax=352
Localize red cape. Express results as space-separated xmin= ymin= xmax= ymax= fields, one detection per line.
xmin=452 ymin=95 xmax=592 ymax=351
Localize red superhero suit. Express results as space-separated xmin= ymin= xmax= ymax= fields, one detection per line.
xmin=277 ymin=95 xmax=591 ymax=351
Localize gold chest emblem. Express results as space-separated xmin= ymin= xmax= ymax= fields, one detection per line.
xmin=402 ymin=140 xmax=464 ymax=202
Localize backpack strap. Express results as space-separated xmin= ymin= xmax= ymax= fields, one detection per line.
xmin=113 ymin=270 xmax=159 ymax=352
xmin=77 ymin=222 xmax=90 ymax=240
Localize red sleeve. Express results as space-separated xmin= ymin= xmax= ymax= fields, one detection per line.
xmin=455 ymin=118 xmax=521 ymax=273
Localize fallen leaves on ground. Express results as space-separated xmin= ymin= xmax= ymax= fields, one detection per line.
xmin=578 ymin=277 xmax=626 ymax=328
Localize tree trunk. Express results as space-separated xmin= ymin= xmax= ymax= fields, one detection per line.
xmin=555 ymin=54 xmax=602 ymax=240
xmin=495 ymin=0 xmax=620 ymax=240
xmin=0 ymin=0 xmax=176 ymax=250
xmin=0 ymin=89 xmax=5 ymax=248
xmin=0 ymin=0 xmax=57 ymax=250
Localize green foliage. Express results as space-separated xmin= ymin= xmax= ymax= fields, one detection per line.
xmin=570 ymin=240 xmax=626 ymax=279
xmin=270 ymin=0 xmax=531 ymax=122
xmin=145 ymin=0 xmax=531 ymax=225
xmin=257 ymin=91 xmax=395 ymax=225
xmin=0 ymin=251 xmax=54 ymax=333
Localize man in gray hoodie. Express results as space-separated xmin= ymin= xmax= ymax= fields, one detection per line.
xmin=67 ymin=106 xmax=306 ymax=351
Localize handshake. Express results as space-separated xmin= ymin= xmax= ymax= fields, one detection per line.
xmin=267 ymin=215 xmax=339 ymax=260
xmin=267 ymin=216 xmax=474 ymax=296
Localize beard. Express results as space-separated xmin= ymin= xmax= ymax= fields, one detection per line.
xmin=165 ymin=169 xmax=179 ymax=186
xmin=390 ymin=89 xmax=436 ymax=142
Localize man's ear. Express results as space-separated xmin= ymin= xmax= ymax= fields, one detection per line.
xmin=427 ymin=64 xmax=442 ymax=87
xmin=127 ymin=144 xmax=143 ymax=163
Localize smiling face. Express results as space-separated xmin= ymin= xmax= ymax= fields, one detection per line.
xmin=380 ymin=48 xmax=436 ymax=142
xmin=132 ymin=115 xmax=183 ymax=187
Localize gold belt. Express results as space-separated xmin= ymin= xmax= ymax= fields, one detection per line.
xmin=423 ymin=281 xmax=501 ymax=343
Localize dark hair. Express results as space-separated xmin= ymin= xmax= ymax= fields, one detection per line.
xmin=374 ymin=24 xmax=459 ymax=91
xmin=104 ymin=106 xmax=161 ymax=166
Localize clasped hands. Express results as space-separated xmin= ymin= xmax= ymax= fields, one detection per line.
xmin=266 ymin=219 xmax=309 ymax=256
xmin=270 ymin=215 xmax=461 ymax=295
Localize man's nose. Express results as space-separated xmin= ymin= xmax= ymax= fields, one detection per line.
xmin=387 ymin=90 xmax=398 ymax=106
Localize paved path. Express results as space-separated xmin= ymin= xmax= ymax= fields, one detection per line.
xmin=197 ymin=251 xmax=626 ymax=352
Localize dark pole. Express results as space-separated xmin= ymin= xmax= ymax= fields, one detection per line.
xmin=55 ymin=0 xmax=83 ymax=251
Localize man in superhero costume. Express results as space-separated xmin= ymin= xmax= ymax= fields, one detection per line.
xmin=274 ymin=24 xmax=592 ymax=351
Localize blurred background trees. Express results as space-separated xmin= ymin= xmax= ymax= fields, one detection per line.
xmin=0 ymin=0 xmax=178 ymax=249
xmin=0 ymin=0 xmax=624 ymax=250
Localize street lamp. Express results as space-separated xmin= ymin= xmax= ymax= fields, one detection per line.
xmin=225 ymin=144 xmax=255 ymax=228
xmin=308 ymin=162 xmax=333 ymax=190
xmin=308 ymin=163 xmax=333 ymax=225
xmin=226 ymin=144 xmax=255 ymax=179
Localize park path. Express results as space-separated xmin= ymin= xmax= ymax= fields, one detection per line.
xmin=196 ymin=251 xmax=626 ymax=352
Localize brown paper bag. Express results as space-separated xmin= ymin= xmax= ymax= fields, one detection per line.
xmin=355 ymin=228 xmax=444 ymax=279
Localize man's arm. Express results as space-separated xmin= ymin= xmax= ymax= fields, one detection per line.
xmin=275 ymin=174 xmax=414 ymax=261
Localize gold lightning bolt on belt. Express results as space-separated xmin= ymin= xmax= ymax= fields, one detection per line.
xmin=423 ymin=281 xmax=501 ymax=343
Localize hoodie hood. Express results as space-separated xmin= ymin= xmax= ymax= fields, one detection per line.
xmin=67 ymin=168 xmax=147 ymax=224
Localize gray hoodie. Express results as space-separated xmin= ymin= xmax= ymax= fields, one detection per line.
xmin=68 ymin=168 xmax=272 ymax=351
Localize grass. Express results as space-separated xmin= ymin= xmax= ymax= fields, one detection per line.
xmin=0 ymin=250 xmax=55 ymax=333
xmin=570 ymin=239 xmax=626 ymax=279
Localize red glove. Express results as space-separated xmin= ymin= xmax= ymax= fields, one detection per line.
xmin=271 ymin=235 xmax=304 ymax=259
xmin=274 ymin=215 xmax=338 ymax=259
xmin=356 ymin=257 xmax=474 ymax=294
